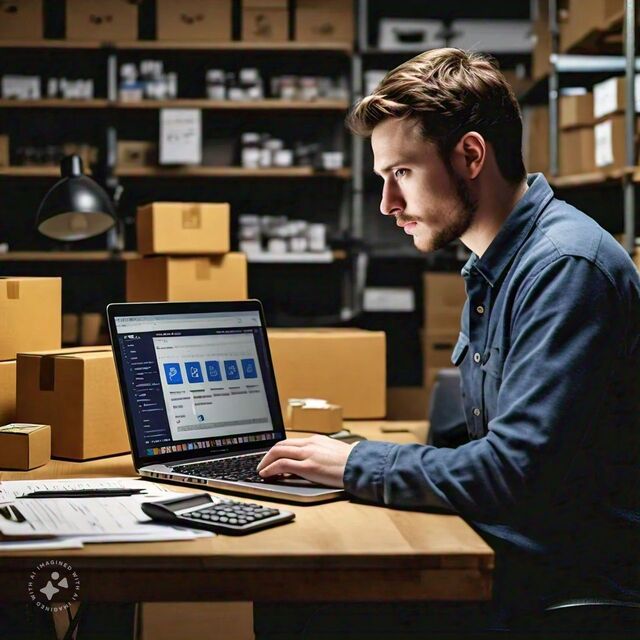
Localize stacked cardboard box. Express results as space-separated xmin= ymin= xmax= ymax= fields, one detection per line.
xmin=559 ymin=93 xmax=596 ymax=176
xmin=243 ymin=0 xmax=289 ymax=42
xmin=561 ymin=0 xmax=623 ymax=53
xmin=295 ymin=0 xmax=354 ymax=43
xmin=127 ymin=202 xmax=248 ymax=302
xmin=66 ymin=0 xmax=139 ymax=41
xmin=156 ymin=0 xmax=232 ymax=41
xmin=423 ymin=273 xmax=467 ymax=409
xmin=524 ymin=105 xmax=550 ymax=175
xmin=0 ymin=0 xmax=43 ymax=40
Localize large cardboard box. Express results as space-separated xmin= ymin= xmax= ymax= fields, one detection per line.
xmin=561 ymin=0 xmax=623 ymax=52
xmin=0 ymin=278 xmax=61 ymax=361
xmin=0 ymin=360 xmax=16 ymax=425
xmin=295 ymin=0 xmax=353 ymax=43
xmin=127 ymin=254 xmax=248 ymax=302
xmin=524 ymin=105 xmax=550 ymax=175
xmin=243 ymin=0 xmax=289 ymax=42
xmin=0 ymin=0 xmax=43 ymax=40
xmin=594 ymin=114 xmax=636 ymax=169
xmin=267 ymin=328 xmax=386 ymax=419
xmin=117 ymin=140 xmax=157 ymax=167
xmin=423 ymin=273 xmax=466 ymax=335
xmin=560 ymin=126 xmax=596 ymax=175
xmin=137 ymin=202 xmax=230 ymax=256
xmin=66 ymin=0 xmax=139 ymax=41
xmin=156 ymin=0 xmax=232 ymax=41
xmin=0 ymin=135 xmax=8 ymax=167
xmin=0 ymin=424 xmax=50 ymax=470
xmin=16 ymin=347 xmax=129 ymax=460
xmin=422 ymin=331 xmax=460 ymax=409
xmin=560 ymin=93 xmax=594 ymax=129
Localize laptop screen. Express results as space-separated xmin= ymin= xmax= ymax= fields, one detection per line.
xmin=110 ymin=303 xmax=285 ymax=466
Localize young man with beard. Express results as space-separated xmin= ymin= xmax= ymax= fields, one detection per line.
xmin=255 ymin=48 xmax=640 ymax=636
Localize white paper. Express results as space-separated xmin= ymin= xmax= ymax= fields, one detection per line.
xmin=594 ymin=77 xmax=619 ymax=119
xmin=595 ymin=120 xmax=614 ymax=167
xmin=160 ymin=108 xmax=202 ymax=165
xmin=0 ymin=538 xmax=84 ymax=551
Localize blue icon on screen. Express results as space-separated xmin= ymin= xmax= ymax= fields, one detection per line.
xmin=197 ymin=414 xmax=205 ymax=422
xmin=205 ymin=360 xmax=222 ymax=382
xmin=163 ymin=363 xmax=183 ymax=385
xmin=241 ymin=358 xmax=257 ymax=378
xmin=224 ymin=360 xmax=240 ymax=380
xmin=185 ymin=361 xmax=203 ymax=383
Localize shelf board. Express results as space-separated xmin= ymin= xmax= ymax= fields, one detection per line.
xmin=115 ymin=166 xmax=352 ymax=179
xmin=549 ymin=167 xmax=633 ymax=188
xmin=0 ymin=166 xmax=60 ymax=176
xmin=0 ymin=251 xmax=139 ymax=262
xmin=115 ymin=99 xmax=349 ymax=110
xmin=0 ymin=39 xmax=352 ymax=53
xmin=0 ymin=99 xmax=110 ymax=108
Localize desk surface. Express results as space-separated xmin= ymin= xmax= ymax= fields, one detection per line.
xmin=0 ymin=422 xmax=493 ymax=603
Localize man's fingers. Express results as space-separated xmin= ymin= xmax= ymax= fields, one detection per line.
xmin=258 ymin=459 xmax=309 ymax=478
xmin=256 ymin=445 xmax=308 ymax=471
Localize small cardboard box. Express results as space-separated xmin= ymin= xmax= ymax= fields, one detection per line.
xmin=136 ymin=202 xmax=230 ymax=256
xmin=267 ymin=328 xmax=386 ymax=419
xmin=156 ymin=0 xmax=232 ymax=41
xmin=127 ymin=254 xmax=248 ymax=302
xmin=594 ymin=114 xmax=636 ymax=169
xmin=295 ymin=0 xmax=353 ymax=43
xmin=286 ymin=399 xmax=343 ymax=433
xmin=66 ymin=0 xmax=139 ymax=41
xmin=560 ymin=126 xmax=596 ymax=175
xmin=0 ymin=423 xmax=50 ymax=470
xmin=0 ymin=135 xmax=8 ymax=167
xmin=560 ymin=93 xmax=594 ymax=129
xmin=117 ymin=140 xmax=157 ymax=167
xmin=423 ymin=273 xmax=466 ymax=335
xmin=0 ymin=0 xmax=43 ymax=40
xmin=524 ymin=105 xmax=549 ymax=174
xmin=62 ymin=314 xmax=80 ymax=345
xmin=0 ymin=360 xmax=16 ymax=425
xmin=0 ymin=278 xmax=61 ymax=361
xmin=16 ymin=347 xmax=130 ymax=460
xmin=243 ymin=0 xmax=289 ymax=42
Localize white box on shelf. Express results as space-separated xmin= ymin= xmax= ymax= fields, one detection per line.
xmin=595 ymin=120 xmax=614 ymax=167
xmin=1 ymin=75 xmax=41 ymax=100
xmin=364 ymin=287 xmax=415 ymax=313
xmin=378 ymin=19 xmax=445 ymax=51
xmin=449 ymin=20 xmax=532 ymax=53
xmin=159 ymin=109 xmax=202 ymax=165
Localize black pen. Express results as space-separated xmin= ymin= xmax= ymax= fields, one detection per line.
xmin=17 ymin=489 xmax=147 ymax=499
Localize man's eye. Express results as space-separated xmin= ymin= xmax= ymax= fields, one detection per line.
xmin=394 ymin=169 xmax=407 ymax=179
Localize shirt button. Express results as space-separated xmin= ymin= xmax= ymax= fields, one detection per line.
xmin=476 ymin=305 xmax=485 ymax=315
xmin=473 ymin=352 xmax=481 ymax=363
xmin=473 ymin=408 xmax=481 ymax=417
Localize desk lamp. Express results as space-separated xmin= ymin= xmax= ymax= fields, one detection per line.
xmin=35 ymin=155 xmax=117 ymax=241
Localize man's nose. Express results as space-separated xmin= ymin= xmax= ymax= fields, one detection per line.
xmin=380 ymin=182 xmax=404 ymax=217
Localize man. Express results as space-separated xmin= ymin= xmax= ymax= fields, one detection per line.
xmin=257 ymin=48 xmax=640 ymax=634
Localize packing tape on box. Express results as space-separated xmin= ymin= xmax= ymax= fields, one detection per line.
xmin=195 ymin=259 xmax=211 ymax=280
xmin=182 ymin=205 xmax=202 ymax=229
xmin=6 ymin=281 xmax=19 ymax=300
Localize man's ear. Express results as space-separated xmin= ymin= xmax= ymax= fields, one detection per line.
xmin=451 ymin=132 xmax=486 ymax=180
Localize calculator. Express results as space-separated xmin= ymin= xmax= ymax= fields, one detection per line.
xmin=141 ymin=493 xmax=295 ymax=535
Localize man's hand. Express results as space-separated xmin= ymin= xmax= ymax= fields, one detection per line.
xmin=256 ymin=435 xmax=357 ymax=488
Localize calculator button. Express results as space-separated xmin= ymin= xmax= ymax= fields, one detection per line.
xmin=219 ymin=517 xmax=229 ymax=523
xmin=238 ymin=519 xmax=247 ymax=525
xmin=229 ymin=518 xmax=238 ymax=525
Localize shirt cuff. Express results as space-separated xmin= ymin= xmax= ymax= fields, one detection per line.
xmin=343 ymin=440 xmax=397 ymax=504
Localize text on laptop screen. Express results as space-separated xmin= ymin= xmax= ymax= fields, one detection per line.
xmin=114 ymin=311 xmax=279 ymax=458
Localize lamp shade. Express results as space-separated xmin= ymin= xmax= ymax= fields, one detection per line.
xmin=36 ymin=155 xmax=116 ymax=241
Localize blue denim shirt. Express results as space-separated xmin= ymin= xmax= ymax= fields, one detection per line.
xmin=344 ymin=174 xmax=640 ymax=615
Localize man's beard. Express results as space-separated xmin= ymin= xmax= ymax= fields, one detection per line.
xmin=429 ymin=166 xmax=478 ymax=252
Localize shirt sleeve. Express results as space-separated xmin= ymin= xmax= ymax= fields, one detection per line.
xmin=343 ymin=256 xmax=623 ymax=523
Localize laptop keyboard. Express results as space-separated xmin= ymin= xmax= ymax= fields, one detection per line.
xmin=174 ymin=453 xmax=266 ymax=483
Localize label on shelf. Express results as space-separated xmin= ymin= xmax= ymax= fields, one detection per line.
xmin=594 ymin=120 xmax=614 ymax=168
xmin=159 ymin=109 xmax=202 ymax=165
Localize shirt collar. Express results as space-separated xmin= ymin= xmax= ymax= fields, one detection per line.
xmin=461 ymin=173 xmax=554 ymax=287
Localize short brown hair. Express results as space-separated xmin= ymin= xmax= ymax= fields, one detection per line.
xmin=348 ymin=48 xmax=526 ymax=184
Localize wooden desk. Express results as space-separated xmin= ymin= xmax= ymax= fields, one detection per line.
xmin=0 ymin=421 xmax=493 ymax=603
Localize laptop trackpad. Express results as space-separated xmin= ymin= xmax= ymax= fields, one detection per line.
xmin=265 ymin=475 xmax=321 ymax=487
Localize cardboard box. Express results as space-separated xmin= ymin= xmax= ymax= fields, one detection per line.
xmin=0 ymin=278 xmax=61 ymax=361
xmin=156 ymin=0 xmax=232 ymax=41
xmin=386 ymin=386 xmax=429 ymax=421
xmin=66 ymin=0 xmax=139 ymax=41
xmin=560 ymin=126 xmax=596 ymax=175
xmin=593 ymin=76 xmax=640 ymax=120
xmin=423 ymin=273 xmax=466 ymax=335
xmin=243 ymin=0 xmax=289 ymax=42
xmin=0 ymin=360 xmax=16 ymax=426
xmin=117 ymin=140 xmax=157 ymax=167
xmin=524 ymin=105 xmax=550 ymax=175
xmin=62 ymin=314 xmax=80 ymax=345
xmin=295 ymin=0 xmax=353 ymax=43
xmin=561 ymin=0 xmax=623 ymax=52
xmin=0 ymin=424 xmax=50 ymax=470
xmin=286 ymin=399 xmax=343 ymax=433
xmin=560 ymin=93 xmax=594 ymax=129
xmin=594 ymin=114 xmax=636 ymax=169
xmin=127 ymin=254 xmax=248 ymax=302
xmin=0 ymin=0 xmax=43 ymax=40
xmin=80 ymin=313 xmax=106 ymax=346
xmin=532 ymin=0 xmax=551 ymax=80
xmin=0 ymin=135 xmax=8 ymax=167
xmin=16 ymin=347 xmax=129 ymax=460
xmin=267 ymin=328 xmax=386 ymax=419
xmin=136 ymin=202 xmax=230 ymax=256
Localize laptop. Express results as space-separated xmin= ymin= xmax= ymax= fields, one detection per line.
xmin=107 ymin=300 xmax=344 ymax=504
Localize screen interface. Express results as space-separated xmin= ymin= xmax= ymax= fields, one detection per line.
xmin=114 ymin=311 xmax=281 ymax=459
